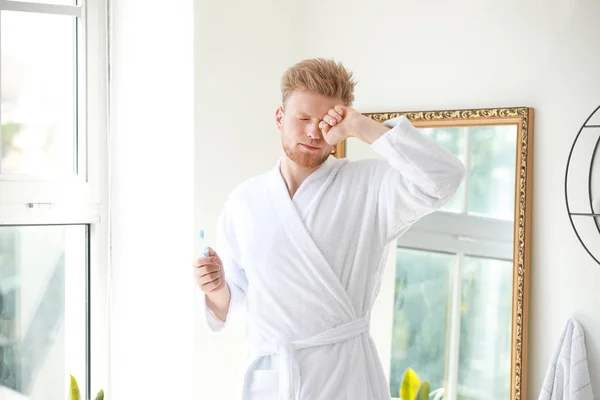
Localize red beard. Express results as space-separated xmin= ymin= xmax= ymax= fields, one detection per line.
xmin=283 ymin=142 xmax=329 ymax=168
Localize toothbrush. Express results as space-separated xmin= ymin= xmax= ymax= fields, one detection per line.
xmin=199 ymin=230 xmax=210 ymax=257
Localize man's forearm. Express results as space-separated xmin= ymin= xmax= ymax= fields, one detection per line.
xmin=353 ymin=115 xmax=391 ymax=144
xmin=206 ymin=284 xmax=231 ymax=323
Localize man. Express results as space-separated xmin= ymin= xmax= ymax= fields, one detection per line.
xmin=195 ymin=58 xmax=465 ymax=400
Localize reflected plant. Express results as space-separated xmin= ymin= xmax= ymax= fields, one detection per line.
xmin=69 ymin=375 xmax=104 ymax=400
xmin=400 ymin=368 xmax=430 ymax=400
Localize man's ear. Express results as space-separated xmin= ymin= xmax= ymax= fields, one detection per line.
xmin=275 ymin=106 xmax=284 ymax=132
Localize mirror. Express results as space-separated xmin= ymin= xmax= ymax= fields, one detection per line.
xmin=339 ymin=107 xmax=534 ymax=400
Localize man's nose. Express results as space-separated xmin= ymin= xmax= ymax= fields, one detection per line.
xmin=307 ymin=121 xmax=321 ymax=140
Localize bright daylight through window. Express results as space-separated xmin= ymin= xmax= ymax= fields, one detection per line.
xmin=0 ymin=0 xmax=107 ymax=399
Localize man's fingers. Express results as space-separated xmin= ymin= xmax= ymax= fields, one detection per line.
xmin=199 ymin=276 xmax=222 ymax=292
xmin=194 ymin=256 xmax=211 ymax=267
xmin=334 ymin=105 xmax=345 ymax=116
xmin=199 ymin=271 xmax=221 ymax=285
xmin=208 ymin=278 xmax=223 ymax=292
xmin=319 ymin=120 xmax=332 ymax=130
xmin=206 ymin=248 xmax=223 ymax=268
xmin=194 ymin=246 xmax=225 ymax=294
xmin=325 ymin=115 xmax=337 ymax=125
xmin=328 ymin=108 xmax=343 ymax=122
xmin=194 ymin=254 xmax=221 ymax=267
xmin=196 ymin=263 xmax=220 ymax=276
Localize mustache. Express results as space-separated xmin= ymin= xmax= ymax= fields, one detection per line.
xmin=299 ymin=141 xmax=320 ymax=147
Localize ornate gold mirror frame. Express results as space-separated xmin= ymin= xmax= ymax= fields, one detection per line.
xmin=335 ymin=107 xmax=533 ymax=400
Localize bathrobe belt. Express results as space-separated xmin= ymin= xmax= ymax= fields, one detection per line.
xmin=242 ymin=317 xmax=369 ymax=400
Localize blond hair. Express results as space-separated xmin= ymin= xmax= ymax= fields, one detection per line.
xmin=281 ymin=58 xmax=357 ymax=107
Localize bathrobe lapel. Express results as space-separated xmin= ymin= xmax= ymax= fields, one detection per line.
xmin=267 ymin=159 xmax=357 ymax=322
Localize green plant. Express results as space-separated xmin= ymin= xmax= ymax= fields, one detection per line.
xmin=69 ymin=375 xmax=80 ymax=400
xmin=69 ymin=375 xmax=104 ymax=400
xmin=400 ymin=368 xmax=431 ymax=400
xmin=416 ymin=381 xmax=430 ymax=400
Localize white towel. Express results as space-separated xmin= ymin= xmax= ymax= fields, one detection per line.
xmin=539 ymin=318 xmax=594 ymax=400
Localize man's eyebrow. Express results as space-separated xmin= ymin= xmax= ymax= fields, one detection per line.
xmin=297 ymin=112 xmax=317 ymax=119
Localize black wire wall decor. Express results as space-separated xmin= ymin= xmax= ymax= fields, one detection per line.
xmin=565 ymin=104 xmax=600 ymax=265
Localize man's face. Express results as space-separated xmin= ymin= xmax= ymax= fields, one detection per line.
xmin=276 ymin=90 xmax=340 ymax=168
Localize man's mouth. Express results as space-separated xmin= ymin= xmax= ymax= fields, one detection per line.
xmin=300 ymin=144 xmax=319 ymax=150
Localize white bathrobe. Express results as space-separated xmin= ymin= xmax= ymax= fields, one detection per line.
xmin=202 ymin=116 xmax=465 ymax=400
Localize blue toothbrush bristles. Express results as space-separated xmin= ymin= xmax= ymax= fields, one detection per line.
xmin=200 ymin=230 xmax=210 ymax=257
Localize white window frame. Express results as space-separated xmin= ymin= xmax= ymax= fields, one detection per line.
xmin=0 ymin=0 xmax=109 ymax=398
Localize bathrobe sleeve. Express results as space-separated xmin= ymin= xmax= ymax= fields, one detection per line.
xmin=370 ymin=115 xmax=466 ymax=243
xmin=201 ymin=197 xmax=248 ymax=332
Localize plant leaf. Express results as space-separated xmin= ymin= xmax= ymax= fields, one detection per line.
xmin=69 ymin=375 xmax=81 ymax=400
xmin=400 ymin=368 xmax=420 ymax=400
xmin=95 ymin=389 xmax=104 ymax=400
xmin=417 ymin=381 xmax=431 ymax=400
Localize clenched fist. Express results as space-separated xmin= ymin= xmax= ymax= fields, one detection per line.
xmin=318 ymin=105 xmax=390 ymax=145
xmin=194 ymin=247 xmax=225 ymax=294
xmin=318 ymin=105 xmax=362 ymax=145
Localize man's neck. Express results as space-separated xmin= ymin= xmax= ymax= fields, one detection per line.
xmin=280 ymin=156 xmax=321 ymax=199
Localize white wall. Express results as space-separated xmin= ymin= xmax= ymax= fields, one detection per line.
xmin=109 ymin=0 xmax=195 ymax=399
xmin=194 ymin=1 xmax=304 ymax=398
xmin=194 ymin=0 xmax=600 ymax=398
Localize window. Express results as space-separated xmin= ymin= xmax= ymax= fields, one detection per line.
xmin=389 ymin=125 xmax=517 ymax=399
xmin=0 ymin=226 xmax=87 ymax=396
xmin=0 ymin=0 xmax=107 ymax=399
